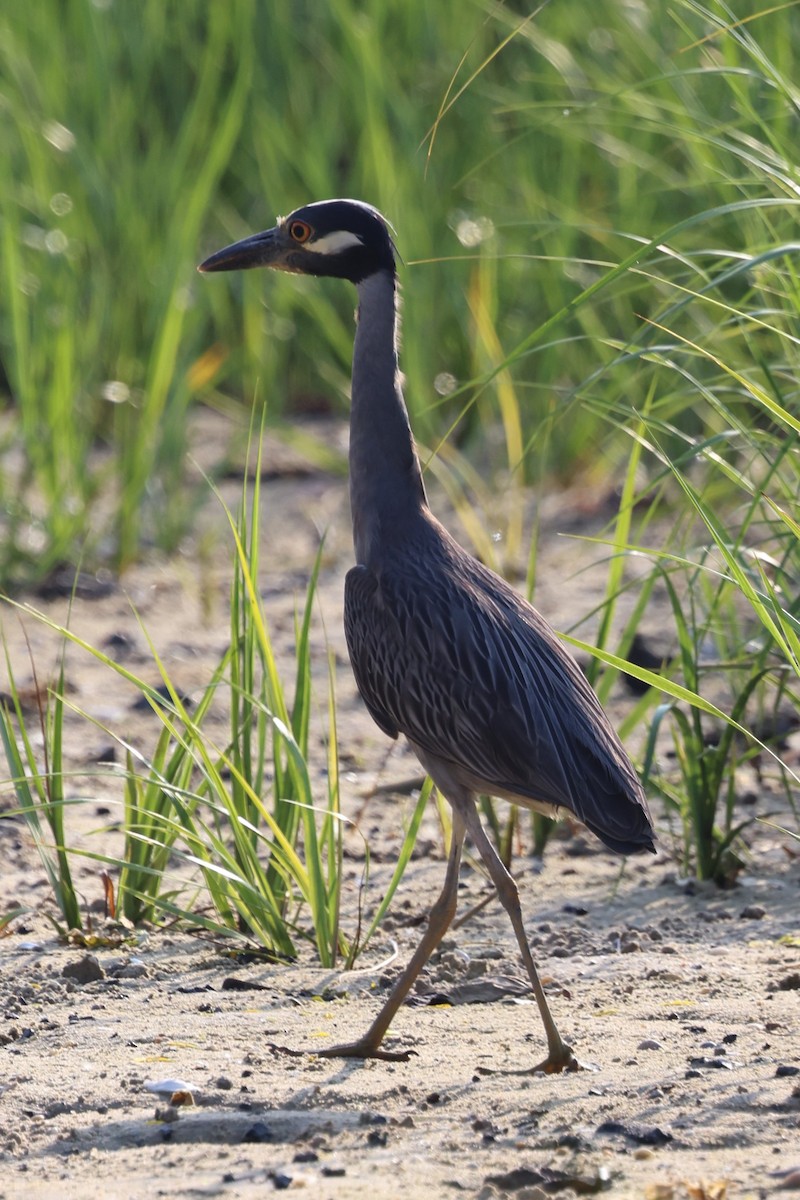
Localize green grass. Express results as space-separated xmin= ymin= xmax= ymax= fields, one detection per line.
xmin=0 ymin=455 xmax=426 ymax=956
xmin=1 ymin=637 xmax=81 ymax=931
xmin=1 ymin=0 xmax=799 ymax=912
xmin=1 ymin=1 xmax=797 ymax=574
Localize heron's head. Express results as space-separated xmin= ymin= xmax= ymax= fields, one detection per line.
xmin=198 ymin=199 xmax=397 ymax=284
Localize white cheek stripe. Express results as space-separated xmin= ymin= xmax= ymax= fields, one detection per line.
xmin=310 ymin=229 xmax=364 ymax=255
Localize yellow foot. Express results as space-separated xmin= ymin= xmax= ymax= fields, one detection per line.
xmin=477 ymin=1043 xmax=594 ymax=1077
xmin=317 ymin=1039 xmax=416 ymax=1062
xmin=266 ymin=1037 xmax=415 ymax=1062
xmin=533 ymin=1045 xmax=585 ymax=1074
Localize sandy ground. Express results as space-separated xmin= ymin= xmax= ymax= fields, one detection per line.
xmin=2 ymin=414 xmax=799 ymax=1199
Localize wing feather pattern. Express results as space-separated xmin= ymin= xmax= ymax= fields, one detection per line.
xmin=344 ymin=524 xmax=654 ymax=856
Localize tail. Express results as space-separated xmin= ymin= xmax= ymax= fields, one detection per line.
xmin=582 ymin=805 xmax=657 ymax=856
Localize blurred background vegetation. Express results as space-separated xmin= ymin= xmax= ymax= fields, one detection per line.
xmin=1 ymin=1 xmax=799 ymax=902
xmin=0 ymin=0 xmax=796 ymax=582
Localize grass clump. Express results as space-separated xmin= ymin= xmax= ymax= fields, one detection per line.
xmin=0 ymin=451 xmax=423 ymax=962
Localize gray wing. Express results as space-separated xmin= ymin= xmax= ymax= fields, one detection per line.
xmin=344 ymin=554 xmax=654 ymax=856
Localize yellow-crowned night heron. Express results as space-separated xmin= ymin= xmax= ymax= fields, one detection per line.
xmin=199 ymin=199 xmax=655 ymax=1072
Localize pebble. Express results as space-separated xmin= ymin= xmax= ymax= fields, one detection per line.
xmin=688 ymin=1056 xmax=734 ymax=1070
xmin=154 ymin=1105 xmax=179 ymax=1123
xmin=740 ymin=904 xmax=766 ymax=919
xmin=771 ymin=1168 xmax=800 ymax=1189
xmin=243 ymin=1121 xmax=273 ymax=1143
xmin=637 ymin=1039 xmax=663 ymax=1051
xmin=144 ymin=1079 xmax=192 ymax=1096
xmin=61 ymin=955 xmax=105 ymax=984
xmin=596 ymin=1120 xmax=672 ymax=1145
xmin=114 ymin=962 xmax=148 ymax=979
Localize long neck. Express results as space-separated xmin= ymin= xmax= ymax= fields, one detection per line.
xmin=349 ymin=269 xmax=426 ymax=565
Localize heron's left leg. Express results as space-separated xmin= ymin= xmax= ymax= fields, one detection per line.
xmin=460 ymin=798 xmax=580 ymax=1073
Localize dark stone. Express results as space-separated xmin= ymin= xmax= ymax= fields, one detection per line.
xmin=242 ymin=1121 xmax=273 ymax=1143
xmin=61 ymin=955 xmax=105 ymax=985
xmin=596 ymin=1119 xmax=673 ymax=1146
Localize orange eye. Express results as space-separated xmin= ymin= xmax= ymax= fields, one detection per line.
xmin=289 ymin=220 xmax=312 ymax=244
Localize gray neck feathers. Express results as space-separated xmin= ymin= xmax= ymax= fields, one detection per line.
xmin=349 ymin=270 xmax=426 ymax=565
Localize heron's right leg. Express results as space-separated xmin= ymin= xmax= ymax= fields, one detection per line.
xmin=317 ymin=806 xmax=466 ymax=1062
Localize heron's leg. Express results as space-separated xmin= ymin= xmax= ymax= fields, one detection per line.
xmin=460 ymin=800 xmax=580 ymax=1074
xmin=318 ymin=807 xmax=467 ymax=1062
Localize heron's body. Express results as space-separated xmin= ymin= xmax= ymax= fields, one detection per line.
xmin=200 ymin=199 xmax=655 ymax=1071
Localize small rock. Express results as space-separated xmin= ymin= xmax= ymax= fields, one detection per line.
xmin=104 ymin=631 xmax=138 ymax=658
xmin=61 ymin=955 xmax=105 ymax=985
xmin=114 ymin=963 xmax=148 ymax=980
xmin=272 ymin=1173 xmax=292 ymax=1191
xmin=37 ymin=566 xmax=115 ymax=600
xmin=487 ymin=1165 xmax=609 ymax=1193
xmin=243 ymin=1121 xmax=273 ymax=1143
xmin=740 ymin=904 xmax=766 ymax=920
xmin=638 ymin=1039 xmax=663 ymax=1051
xmin=145 ymin=1079 xmax=192 ymax=1097
xmin=44 ymin=1100 xmax=73 ymax=1118
xmin=154 ymin=1105 xmax=179 ymax=1123
xmin=776 ymin=1064 xmax=800 ymax=1077
xmin=770 ymin=1167 xmax=800 ymax=1190
xmin=221 ymin=976 xmax=270 ymax=992
xmin=688 ymin=1056 xmax=734 ymax=1070
xmin=596 ymin=1120 xmax=672 ymax=1145
xmin=215 ymin=1076 xmax=234 ymax=1090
